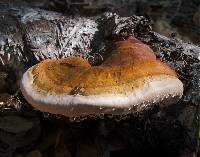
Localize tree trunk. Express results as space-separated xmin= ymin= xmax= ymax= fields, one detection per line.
xmin=0 ymin=1 xmax=199 ymax=157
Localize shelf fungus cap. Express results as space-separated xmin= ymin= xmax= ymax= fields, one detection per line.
xmin=20 ymin=37 xmax=183 ymax=117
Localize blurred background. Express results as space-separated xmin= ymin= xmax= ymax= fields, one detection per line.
xmin=0 ymin=1 xmax=199 ymax=157
xmin=18 ymin=0 xmax=200 ymax=44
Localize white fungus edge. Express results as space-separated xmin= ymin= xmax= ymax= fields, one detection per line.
xmin=20 ymin=66 xmax=184 ymax=116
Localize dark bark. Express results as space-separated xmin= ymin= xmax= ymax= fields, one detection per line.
xmin=0 ymin=1 xmax=199 ymax=157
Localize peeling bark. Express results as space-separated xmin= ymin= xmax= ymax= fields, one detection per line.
xmin=0 ymin=1 xmax=199 ymax=156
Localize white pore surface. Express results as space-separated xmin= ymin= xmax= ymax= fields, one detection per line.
xmin=21 ymin=67 xmax=183 ymax=115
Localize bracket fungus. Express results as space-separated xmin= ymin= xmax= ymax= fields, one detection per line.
xmin=20 ymin=37 xmax=183 ymax=117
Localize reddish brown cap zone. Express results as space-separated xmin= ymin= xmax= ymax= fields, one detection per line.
xmin=20 ymin=37 xmax=183 ymax=117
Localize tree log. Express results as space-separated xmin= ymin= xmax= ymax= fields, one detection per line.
xmin=0 ymin=1 xmax=199 ymax=156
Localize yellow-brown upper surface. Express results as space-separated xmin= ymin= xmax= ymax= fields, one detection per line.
xmin=31 ymin=37 xmax=177 ymax=96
